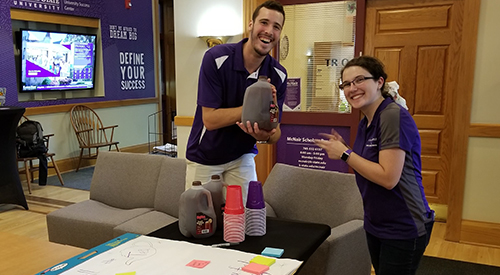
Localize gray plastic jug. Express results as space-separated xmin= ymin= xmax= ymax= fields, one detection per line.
xmin=203 ymin=175 xmax=226 ymax=229
xmin=241 ymin=75 xmax=279 ymax=131
xmin=178 ymin=181 xmax=217 ymax=238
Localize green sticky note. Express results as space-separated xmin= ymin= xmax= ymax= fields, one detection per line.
xmin=250 ymin=255 xmax=276 ymax=266
xmin=116 ymin=272 xmax=136 ymax=275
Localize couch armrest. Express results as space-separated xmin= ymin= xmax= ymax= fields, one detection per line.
xmin=326 ymin=220 xmax=371 ymax=275
xmin=265 ymin=201 xmax=277 ymax=217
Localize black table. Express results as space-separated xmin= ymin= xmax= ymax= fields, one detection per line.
xmin=148 ymin=217 xmax=330 ymax=272
xmin=0 ymin=106 xmax=28 ymax=210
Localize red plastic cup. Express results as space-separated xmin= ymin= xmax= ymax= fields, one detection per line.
xmin=225 ymin=185 xmax=244 ymax=214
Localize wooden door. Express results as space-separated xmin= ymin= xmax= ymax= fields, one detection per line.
xmin=364 ymin=0 xmax=468 ymax=207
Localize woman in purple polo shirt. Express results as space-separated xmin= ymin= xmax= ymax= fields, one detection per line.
xmin=315 ymin=56 xmax=434 ymax=275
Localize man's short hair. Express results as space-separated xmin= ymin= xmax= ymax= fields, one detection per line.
xmin=252 ymin=0 xmax=285 ymax=25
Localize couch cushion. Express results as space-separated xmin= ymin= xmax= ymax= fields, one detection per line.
xmin=113 ymin=211 xmax=178 ymax=237
xmin=90 ymin=151 xmax=165 ymax=209
xmin=47 ymin=200 xmax=152 ymax=249
xmin=153 ymin=157 xmax=187 ymax=217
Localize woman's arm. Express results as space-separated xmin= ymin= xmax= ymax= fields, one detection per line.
xmin=345 ymin=148 xmax=405 ymax=190
xmin=314 ymin=133 xmax=405 ymax=190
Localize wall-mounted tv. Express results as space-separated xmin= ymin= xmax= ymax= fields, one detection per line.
xmin=20 ymin=29 xmax=97 ymax=92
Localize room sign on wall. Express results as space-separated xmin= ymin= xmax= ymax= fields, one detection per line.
xmin=277 ymin=124 xmax=350 ymax=172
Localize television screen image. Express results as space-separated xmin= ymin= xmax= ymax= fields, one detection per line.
xmin=20 ymin=29 xmax=97 ymax=92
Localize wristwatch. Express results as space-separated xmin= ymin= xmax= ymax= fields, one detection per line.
xmin=257 ymin=137 xmax=270 ymax=144
xmin=341 ymin=149 xmax=352 ymax=162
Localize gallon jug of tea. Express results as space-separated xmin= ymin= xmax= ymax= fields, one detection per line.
xmin=178 ymin=181 xmax=217 ymax=238
xmin=241 ymin=75 xmax=278 ymax=131
xmin=203 ymin=175 xmax=226 ymax=229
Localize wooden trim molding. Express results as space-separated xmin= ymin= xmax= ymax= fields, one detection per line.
xmin=11 ymin=8 xmax=99 ymax=28
xmin=24 ymin=98 xmax=159 ymax=116
xmin=469 ymin=123 xmax=500 ymax=138
xmin=461 ymin=220 xmax=500 ymax=248
xmin=445 ymin=0 xmax=481 ymax=242
xmin=174 ymin=116 xmax=194 ymax=126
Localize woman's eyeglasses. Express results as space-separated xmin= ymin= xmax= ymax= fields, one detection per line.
xmin=339 ymin=76 xmax=376 ymax=90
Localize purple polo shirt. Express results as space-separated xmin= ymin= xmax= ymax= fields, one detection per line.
xmin=353 ymin=97 xmax=433 ymax=239
xmin=186 ymin=38 xmax=287 ymax=165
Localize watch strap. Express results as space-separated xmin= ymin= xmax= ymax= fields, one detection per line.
xmin=341 ymin=149 xmax=352 ymax=162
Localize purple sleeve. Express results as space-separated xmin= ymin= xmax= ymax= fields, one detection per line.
xmin=197 ymin=51 xmax=222 ymax=108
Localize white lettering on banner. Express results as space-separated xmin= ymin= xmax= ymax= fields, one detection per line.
xmin=119 ymin=52 xmax=146 ymax=91
xmin=109 ymin=25 xmax=138 ymax=41
xmin=285 ymin=136 xmax=328 ymax=169
xmin=14 ymin=0 xmax=62 ymax=10
xmin=110 ymin=30 xmax=128 ymax=39
xmin=62 ymin=0 xmax=91 ymax=10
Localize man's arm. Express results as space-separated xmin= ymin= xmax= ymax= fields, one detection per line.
xmin=202 ymin=106 xmax=242 ymax=131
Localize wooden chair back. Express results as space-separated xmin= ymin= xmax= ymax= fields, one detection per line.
xmin=70 ymin=105 xmax=111 ymax=148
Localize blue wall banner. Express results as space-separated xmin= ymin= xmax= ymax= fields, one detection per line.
xmin=1 ymin=0 xmax=155 ymax=107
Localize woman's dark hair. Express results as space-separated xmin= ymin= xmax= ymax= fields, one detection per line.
xmin=252 ymin=1 xmax=285 ymax=26
xmin=340 ymin=56 xmax=389 ymax=97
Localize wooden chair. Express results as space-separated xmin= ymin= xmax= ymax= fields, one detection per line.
xmin=17 ymin=116 xmax=64 ymax=194
xmin=70 ymin=105 xmax=120 ymax=172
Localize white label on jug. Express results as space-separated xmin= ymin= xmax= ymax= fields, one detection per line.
xmin=196 ymin=212 xmax=214 ymax=235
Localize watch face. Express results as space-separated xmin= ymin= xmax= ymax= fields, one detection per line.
xmin=280 ymin=35 xmax=289 ymax=61
xmin=341 ymin=151 xmax=350 ymax=162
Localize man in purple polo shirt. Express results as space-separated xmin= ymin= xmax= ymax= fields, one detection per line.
xmin=185 ymin=1 xmax=287 ymax=201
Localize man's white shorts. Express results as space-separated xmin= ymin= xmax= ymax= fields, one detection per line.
xmin=185 ymin=153 xmax=257 ymax=204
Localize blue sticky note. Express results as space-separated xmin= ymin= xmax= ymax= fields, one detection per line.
xmin=261 ymin=247 xmax=284 ymax=258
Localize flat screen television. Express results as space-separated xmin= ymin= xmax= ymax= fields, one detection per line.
xmin=19 ymin=29 xmax=97 ymax=92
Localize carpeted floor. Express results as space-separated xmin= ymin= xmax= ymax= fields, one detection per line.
xmin=417 ymin=256 xmax=500 ymax=275
xmin=46 ymin=166 xmax=94 ymax=190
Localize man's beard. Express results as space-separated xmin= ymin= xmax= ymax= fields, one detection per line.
xmin=251 ymin=28 xmax=273 ymax=57
xmin=253 ymin=44 xmax=269 ymax=57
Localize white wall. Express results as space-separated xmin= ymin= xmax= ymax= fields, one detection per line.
xmin=463 ymin=0 xmax=500 ymax=223
xmin=173 ymin=0 xmax=243 ymax=159
xmin=28 ymin=104 xmax=157 ymax=160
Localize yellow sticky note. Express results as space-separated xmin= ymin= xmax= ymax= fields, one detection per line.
xmin=250 ymin=255 xmax=276 ymax=266
xmin=116 ymin=272 xmax=136 ymax=275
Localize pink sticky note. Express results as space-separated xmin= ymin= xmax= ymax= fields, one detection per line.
xmin=242 ymin=263 xmax=270 ymax=274
xmin=186 ymin=260 xmax=210 ymax=269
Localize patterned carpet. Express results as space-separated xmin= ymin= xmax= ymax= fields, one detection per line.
xmin=46 ymin=166 xmax=94 ymax=191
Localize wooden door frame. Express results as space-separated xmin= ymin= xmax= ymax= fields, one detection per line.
xmin=445 ymin=0 xmax=481 ymax=241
